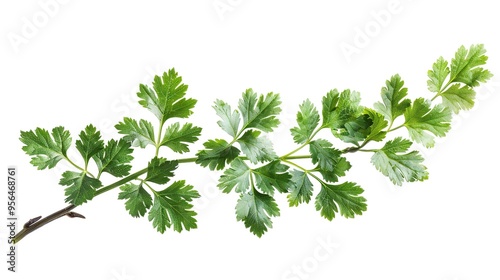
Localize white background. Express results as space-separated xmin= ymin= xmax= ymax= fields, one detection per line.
xmin=1 ymin=1 xmax=499 ymax=279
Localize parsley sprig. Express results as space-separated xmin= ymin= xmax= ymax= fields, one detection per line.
xmin=14 ymin=44 xmax=492 ymax=243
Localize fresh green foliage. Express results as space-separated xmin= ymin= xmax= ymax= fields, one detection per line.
xmin=370 ymin=137 xmax=428 ymax=186
xmin=428 ymin=44 xmax=492 ymax=113
xmin=20 ymin=126 xmax=71 ymax=170
xmin=18 ymin=45 xmax=492 ymax=241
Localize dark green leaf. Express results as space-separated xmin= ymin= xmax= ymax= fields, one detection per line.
xmin=253 ymin=160 xmax=291 ymax=195
xmin=235 ymin=190 xmax=280 ymax=237
xmin=288 ymin=170 xmax=313 ymax=207
xmin=364 ymin=108 xmax=388 ymax=142
xmin=333 ymin=114 xmax=373 ymax=145
xmin=75 ymin=124 xmax=104 ymax=166
xmin=309 ymin=139 xmax=340 ymax=172
xmin=145 ymin=157 xmax=178 ymax=184
xmin=20 ymin=126 xmax=71 ymax=170
xmin=315 ymin=181 xmax=367 ymax=220
xmin=118 ymin=183 xmax=153 ymax=217
xmin=137 ymin=68 xmax=196 ymax=124
xmin=322 ymin=89 xmax=362 ymax=129
xmin=160 ymin=122 xmax=202 ymax=153
xmin=196 ymin=139 xmax=240 ymax=170
xmin=148 ymin=181 xmax=200 ymax=233
xmin=60 ymin=171 xmax=102 ymax=205
xmin=93 ymin=139 xmax=134 ymax=177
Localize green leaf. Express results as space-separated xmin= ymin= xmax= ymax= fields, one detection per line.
xmin=160 ymin=122 xmax=202 ymax=153
xmin=60 ymin=171 xmax=102 ymax=205
xmin=309 ymin=139 xmax=341 ymax=172
xmin=137 ymin=68 xmax=197 ymax=124
xmin=115 ymin=117 xmax=156 ymax=148
xmin=427 ymin=56 xmax=450 ymax=93
xmin=93 ymin=139 xmax=134 ymax=177
xmin=75 ymin=124 xmax=104 ymax=166
xmin=253 ymin=160 xmax=291 ymax=195
xmin=450 ymin=44 xmax=492 ymax=87
xmin=238 ymin=89 xmax=281 ymax=132
xmin=235 ymin=190 xmax=280 ymax=237
xmin=145 ymin=157 xmax=178 ymax=184
xmin=316 ymin=156 xmax=351 ymax=183
xmin=218 ymin=158 xmax=252 ymax=193
xmin=439 ymin=84 xmax=476 ymax=114
xmin=364 ymin=108 xmax=388 ymax=142
xmin=374 ymin=74 xmax=411 ymax=123
xmin=148 ymin=180 xmax=200 ymax=233
xmin=322 ymin=89 xmax=363 ymax=129
xmin=20 ymin=126 xmax=71 ymax=170
xmin=214 ymin=99 xmax=241 ymax=138
xmin=371 ymin=137 xmax=428 ymax=186
xmin=237 ymin=130 xmax=276 ymax=164
xmin=290 ymin=99 xmax=320 ymax=144
xmin=288 ymin=170 xmax=314 ymax=207
xmin=404 ymin=98 xmax=452 ymax=148
xmin=333 ymin=114 xmax=373 ymax=145
xmin=118 ymin=183 xmax=153 ymax=217
xmin=196 ymin=139 xmax=240 ymax=170
xmin=315 ymin=181 xmax=367 ymax=220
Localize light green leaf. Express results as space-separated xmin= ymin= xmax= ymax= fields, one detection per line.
xmin=374 ymin=74 xmax=411 ymax=123
xmin=20 ymin=126 xmax=71 ymax=170
xmin=160 ymin=122 xmax=202 ymax=153
xmin=237 ymin=130 xmax=276 ymax=164
xmin=371 ymin=137 xmax=428 ymax=186
xmin=427 ymin=56 xmax=450 ymax=93
xmin=118 ymin=183 xmax=153 ymax=217
xmin=218 ymin=158 xmax=252 ymax=193
xmin=450 ymin=44 xmax=492 ymax=87
xmin=439 ymin=84 xmax=476 ymax=114
xmin=238 ymin=89 xmax=281 ymax=132
xmin=60 ymin=171 xmax=102 ymax=205
xmin=315 ymin=181 xmax=367 ymax=220
xmin=115 ymin=117 xmax=156 ymax=148
xmin=235 ymin=190 xmax=280 ymax=237
xmin=404 ymin=98 xmax=452 ymax=147
xmin=214 ymin=99 xmax=241 ymax=138
xmin=290 ymin=99 xmax=320 ymax=144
